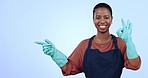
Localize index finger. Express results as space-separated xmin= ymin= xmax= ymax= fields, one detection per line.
xmin=35 ymin=41 xmax=45 ymax=45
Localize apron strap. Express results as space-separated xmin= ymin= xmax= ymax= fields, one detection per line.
xmin=87 ymin=35 xmax=95 ymax=49
xmin=111 ymin=34 xmax=119 ymax=49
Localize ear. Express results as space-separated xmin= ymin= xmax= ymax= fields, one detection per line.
xmin=111 ymin=16 xmax=113 ymax=24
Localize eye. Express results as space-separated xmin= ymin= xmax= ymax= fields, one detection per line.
xmin=96 ymin=17 xmax=101 ymax=19
xmin=96 ymin=16 xmax=101 ymax=19
xmin=104 ymin=16 xmax=110 ymax=19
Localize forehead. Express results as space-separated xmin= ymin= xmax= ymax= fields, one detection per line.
xmin=94 ymin=7 xmax=111 ymax=15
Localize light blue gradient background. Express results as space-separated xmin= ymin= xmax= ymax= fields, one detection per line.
xmin=0 ymin=0 xmax=147 ymax=78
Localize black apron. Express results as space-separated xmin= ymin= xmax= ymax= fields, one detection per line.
xmin=83 ymin=34 xmax=124 ymax=78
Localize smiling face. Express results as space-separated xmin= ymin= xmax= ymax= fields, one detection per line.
xmin=93 ymin=7 xmax=113 ymax=34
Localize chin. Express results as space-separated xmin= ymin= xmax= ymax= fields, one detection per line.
xmin=98 ymin=29 xmax=109 ymax=33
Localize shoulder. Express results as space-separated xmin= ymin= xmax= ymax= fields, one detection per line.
xmin=78 ymin=38 xmax=90 ymax=47
xmin=76 ymin=35 xmax=94 ymax=49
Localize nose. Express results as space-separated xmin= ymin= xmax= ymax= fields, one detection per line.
xmin=99 ymin=19 xmax=105 ymax=24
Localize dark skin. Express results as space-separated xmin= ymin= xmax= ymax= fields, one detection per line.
xmin=62 ymin=7 xmax=140 ymax=72
xmin=93 ymin=7 xmax=140 ymax=67
xmin=93 ymin=7 xmax=113 ymax=44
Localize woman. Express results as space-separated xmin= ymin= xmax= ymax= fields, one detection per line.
xmin=35 ymin=3 xmax=141 ymax=78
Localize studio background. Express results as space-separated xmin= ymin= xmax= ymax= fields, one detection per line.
xmin=0 ymin=0 xmax=147 ymax=78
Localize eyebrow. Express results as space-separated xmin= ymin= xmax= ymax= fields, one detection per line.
xmin=96 ymin=14 xmax=110 ymax=16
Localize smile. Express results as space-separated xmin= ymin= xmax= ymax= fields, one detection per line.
xmin=99 ymin=25 xmax=106 ymax=29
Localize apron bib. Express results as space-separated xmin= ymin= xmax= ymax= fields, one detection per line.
xmin=83 ymin=34 xmax=124 ymax=78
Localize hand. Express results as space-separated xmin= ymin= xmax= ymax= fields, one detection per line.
xmin=116 ymin=18 xmax=132 ymax=41
xmin=35 ymin=39 xmax=68 ymax=67
xmin=35 ymin=39 xmax=56 ymax=56
xmin=116 ymin=18 xmax=138 ymax=59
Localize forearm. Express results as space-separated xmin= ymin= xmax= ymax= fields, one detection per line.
xmin=60 ymin=59 xmax=83 ymax=76
xmin=61 ymin=64 xmax=67 ymax=74
xmin=128 ymin=56 xmax=140 ymax=67
xmin=125 ymin=39 xmax=141 ymax=69
xmin=51 ymin=49 xmax=68 ymax=67
xmin=126 ymin=39 xmax=138 ymax=59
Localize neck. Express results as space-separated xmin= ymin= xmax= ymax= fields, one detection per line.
xmin=94 ymin=32 xmax=112 ymax=43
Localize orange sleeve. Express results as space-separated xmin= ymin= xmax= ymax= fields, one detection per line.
xmin=61 ymin=39 xmax=89 ymax=76
xmin=117 ymin=37 xmax=141 ymax=70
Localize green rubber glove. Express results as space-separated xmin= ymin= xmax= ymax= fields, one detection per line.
xmin=116 ymin=18 xmax=138 ymax=59
xmin=35 ymin=39 xmax=68 ymax=67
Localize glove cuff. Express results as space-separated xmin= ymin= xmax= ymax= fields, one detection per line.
xmin=51 ymin=50 xmax=68 ymax=67
xmin=126 ymin=48 xmax=138 ymax=59
xmin=125 ymin=39 xmax=139 ymax=59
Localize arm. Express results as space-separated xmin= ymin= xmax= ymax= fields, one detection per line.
xmin=128 ymin=57 xmax=140 ymax=67
xmin=35 ymin=39 xmax=87 ymax=75
xmin=61 ymin=64 xmax=67 ymax=73
xmin=123 ymin=49 xmax=141 ymax=70
xmin=117 ymin=18 xmax=141 ymax=68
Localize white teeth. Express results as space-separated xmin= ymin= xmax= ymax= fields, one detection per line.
xmin=100 ymin=26 xmax=106 ymax=28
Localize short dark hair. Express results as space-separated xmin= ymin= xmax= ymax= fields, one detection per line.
xmin=93 ymin=3 xmax=112 ymax=18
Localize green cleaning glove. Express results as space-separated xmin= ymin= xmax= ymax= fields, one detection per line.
xmin=35 ymin=39 xmax=68 ymax=67
xmin=116 ymin=18 xmax=138 ymax=59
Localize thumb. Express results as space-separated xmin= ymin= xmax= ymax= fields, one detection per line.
xmin=116 ymin=28 xmax=123 ymax=37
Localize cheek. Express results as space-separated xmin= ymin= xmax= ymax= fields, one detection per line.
xmin=110 ymin=18 xmax=113 ymax=23
xmin=107 ymin=20 xmax=112 ymax=25
xmin=93 ymin=21 xmax=99 ymax=28
xmin=93 ymin=19 xmax=98 ymax=25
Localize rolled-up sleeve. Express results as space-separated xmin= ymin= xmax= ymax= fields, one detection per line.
xmin=122 ymin=43 xmax=141 ymax=70
xmin=124 ymin=53 xmax=141 ymax=70
xmin=61 ymin=39 xmax=88 ymax=76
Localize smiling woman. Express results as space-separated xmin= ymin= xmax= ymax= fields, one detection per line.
xmin=35 ymin=2 xmax=141 ymax=78
xmin=93 ymin=4 xmax=112 ymax=35
xmin=1 ymin=0 xmax=146 ymax=78
xmin=93 ymin=7 xmax=112 ymax=34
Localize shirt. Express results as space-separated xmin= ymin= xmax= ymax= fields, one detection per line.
xmin=61 ymin=36 xmax=141 ymax=76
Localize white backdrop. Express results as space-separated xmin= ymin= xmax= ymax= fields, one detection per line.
xmin=0 ymin=0 xmax=147 ymax=78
